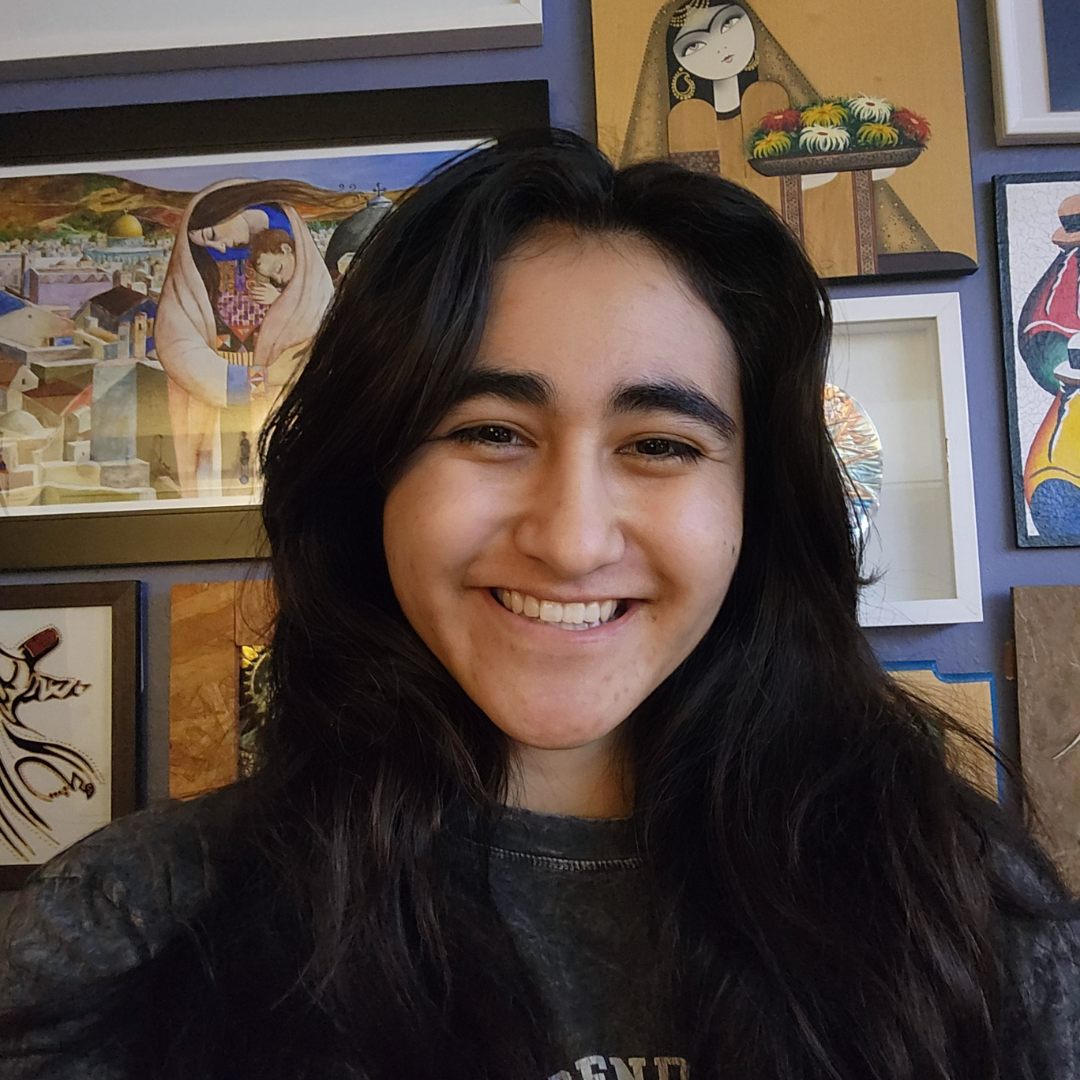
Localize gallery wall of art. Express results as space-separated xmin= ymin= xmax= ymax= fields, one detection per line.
xmin=0 ymin=0 xmax=1077 ymax=875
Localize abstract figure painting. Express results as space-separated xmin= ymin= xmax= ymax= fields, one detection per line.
xmin=0 ymin=142 xmax=471 ymax=517
xmin=996 ymin=172 xmax=1080 ymax=546
xmin=0 ymin=581 xmax=137 ymax=889
xmin=591 ymin=0 xmax=978 ymax=280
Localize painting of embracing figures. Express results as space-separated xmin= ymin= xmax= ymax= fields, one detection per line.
xmin=0 ymin=141 xmax=471 ymax=515
xmin=591 ymin=0 xmax=978 ymax=281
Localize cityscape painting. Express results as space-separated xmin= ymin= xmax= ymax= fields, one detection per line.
xmin=0 ymin=141 xmax=474 ymax=517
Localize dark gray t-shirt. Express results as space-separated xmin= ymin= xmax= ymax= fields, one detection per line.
xmin=1 ymin=794 xmax=1079 ymax=1079
xmin=473 ymin=807 xmax=686 ymax=1080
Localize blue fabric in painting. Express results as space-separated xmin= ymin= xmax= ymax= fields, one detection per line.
xmin=1030 ymin=477 xmax=1080 ymax=538
xmin=1042 ymin=0 xmax=1080 ymax=112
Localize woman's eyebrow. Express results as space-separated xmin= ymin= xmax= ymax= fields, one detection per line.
xmin=452 ymin=368 xmax=555 ymax=408
xmin=608 ymin=380 xmax=737 ymax=440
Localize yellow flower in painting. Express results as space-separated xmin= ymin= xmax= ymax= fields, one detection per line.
xmin=240 ymin=644 xmax=265 ymax=669
xmin=857 ymin=122 xmax=900 ymax=147
xmin=751 ymin=130 xmax=792 ymax=158
xmin=799 ymin=124 xmax=851 ymax=153
xmin=800 ymin=101 xmax=848 ymax=127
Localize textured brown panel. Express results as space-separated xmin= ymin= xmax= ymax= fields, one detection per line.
xmin=1014 ymin=585 xmax=1080 ymax=892
xmin=169 ymin=582 xmax=239 ymax=799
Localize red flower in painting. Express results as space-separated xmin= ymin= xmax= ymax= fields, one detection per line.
xmin=759 ymin=108 xmax=802 ymax=133
xmin=892 ymin=107 xmax=931 ymax=142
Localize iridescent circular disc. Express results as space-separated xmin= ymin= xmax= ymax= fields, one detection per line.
xmin=823 ymin=384 xmax=883 ymax=543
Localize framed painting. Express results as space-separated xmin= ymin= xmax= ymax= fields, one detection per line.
xmin=0 ymin=0 xmax=543 ymax=81
xmin=0 ymin=580 xmax=139 ymax=890
xmin=169 ymin=579 xmax=273 ymax=801
xmin=828 ymin=293 xmax=982 ymax=626
xmin=591 ymin=0 xmax=978 ymax=281
xmin=0 ymin=81 xmax=550 ymax=569
xmin=988 ymin=0 xmax=1080 ymax=145
xmin=884 ymin=662 xmax=1000 ymax=800
xmin=995 ymin=172 xmax=1080 ymax=547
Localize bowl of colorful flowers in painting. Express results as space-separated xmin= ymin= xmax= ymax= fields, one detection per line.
xmin=824 ymin=384 xmax=883 ymax=545
xmin=747 ymin=96 xmax=930 ymax=177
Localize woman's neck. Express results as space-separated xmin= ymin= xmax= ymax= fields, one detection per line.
xmin=506 ymin=735 xmax=633 ymax=818
xmin=712 ymin=76 xmax=741 ymax=115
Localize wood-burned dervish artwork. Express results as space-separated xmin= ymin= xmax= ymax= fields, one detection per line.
xmin=591 ymin=0 xmax=978 ymax=280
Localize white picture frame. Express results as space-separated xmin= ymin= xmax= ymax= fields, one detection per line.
xmin=987 ymin=0 xmax=1080 ymax=144
xmin=0 ymin=0 xmax=543 ymax=79
xmin=829 ymin=293 xmax=982 ymax=628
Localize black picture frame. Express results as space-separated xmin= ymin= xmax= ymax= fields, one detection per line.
xmin=994 ymin=171 xmax=1080 ymax=548
xmin=0 ymin=81 xmax=550 ymax=569
xmin=0 ymin=580 xmax=140 ymax=890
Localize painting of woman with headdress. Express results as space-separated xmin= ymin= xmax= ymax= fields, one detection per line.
xmin=594 ymin=0 xmax=977 ymax=281
xmin=155 ymin=180 xmax=341 ymax=498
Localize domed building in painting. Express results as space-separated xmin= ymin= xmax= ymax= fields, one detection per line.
xmin=86 ymin=212 xmax=161 ymax=266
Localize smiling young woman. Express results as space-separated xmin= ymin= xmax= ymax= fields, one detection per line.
xmin=2 ymin=131 xmax=1078 ymax=1080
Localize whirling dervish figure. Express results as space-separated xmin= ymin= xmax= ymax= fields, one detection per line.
xmin=0 ymin=626 xmax=98 ymax=862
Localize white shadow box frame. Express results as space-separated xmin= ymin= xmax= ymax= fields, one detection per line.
xmin=829 ymin=293 xmax=982 ymax=627
xmin=987 ymin=0 xmax=1080 ymax=144
xmin=0 ymin=0 xmax=543 ymax=80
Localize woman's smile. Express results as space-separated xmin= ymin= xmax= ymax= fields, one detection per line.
xmin=489 ymin=587 xmax=630 ymax=631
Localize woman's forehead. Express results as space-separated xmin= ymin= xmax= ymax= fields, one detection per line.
xmin=675 ymin=4 xmax=744 ymax=38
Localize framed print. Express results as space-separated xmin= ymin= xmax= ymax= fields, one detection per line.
xmin=591 ymin=0 xmax=978 ymax=282
xmin=988 ymin=0 xmax=1080 ymax=145
xmin=828 ymin=293 xmax=982 ymax=626
xmin=1013 ymin=585 xmax=1080 ymax=892
xmin=995 ymin=172 xmax=1080 ymax=547
xmin=884 ymin=662 xmax=1000 ymax=800
xmin=0 ymin=82 xmax=550 ymax=569
xmin=169 ymin=580 xmax=273 ymax=801
xmin=0 ymin=0 xmax=543 ymax=81
xmin=0 ymin=580 xmax=138 ymax=890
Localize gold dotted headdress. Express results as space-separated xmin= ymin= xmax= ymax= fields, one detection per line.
xmin=669 ymin=0 xmax=712 ymax=29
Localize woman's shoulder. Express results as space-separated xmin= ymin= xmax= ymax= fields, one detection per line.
xmin=0 ymin=786 xmax=241 ymax=1012
xmin=988 ymin=832 xmax=1080 ymax=1075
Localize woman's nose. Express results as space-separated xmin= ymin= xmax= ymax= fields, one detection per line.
xmin=512 ymin=448 xmax=625 ymax=579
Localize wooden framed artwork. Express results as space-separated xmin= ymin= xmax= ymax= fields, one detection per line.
xmin=0 ymin=82 xmax=550 ymax=569
xmin=0 ymin=580 xmax=139 ymax=890
xmin=884 ymin=662 xmax=1000 ymax=800
xmin=828 ymin=293 xmax=982 ymax=627
xmin=169 ymin=580 xmax=273 ymax=801
xmin=1013 ymin=585 xmax=1080 ymax=892
xmin=590 ymin=0 xmax=978 ymax=282
xmin=995 ymin=172 xmax=1080 ymax=547
xmin=0 ymin=0 xmax=543 ymax=81
xmin=988 ymin=0 xmax=1080 ymax=145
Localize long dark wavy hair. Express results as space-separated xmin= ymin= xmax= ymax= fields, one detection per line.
xmin=1 ymin=131 xmax=1069 ymax=1079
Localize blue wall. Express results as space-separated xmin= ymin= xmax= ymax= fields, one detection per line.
xmin=0 ymin=0 xmax=1076 ymax=799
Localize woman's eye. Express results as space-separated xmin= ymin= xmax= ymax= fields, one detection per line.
xmin=626 ymin=438 xmax=702 ymax=462
xmin=449 ymin=424 xmax=521 ymax=446
xmin=681 ymin=39 xmax=706 ymax=56
xmin=720 ymin=15 xmax=742 ymax=32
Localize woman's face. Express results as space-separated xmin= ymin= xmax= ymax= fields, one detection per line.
xmin=188 ymin=213 xmax=250 ymax=253
xmin=383 ymin=230 xmax=744 ymax=757
xmin=673 ymin=5 xmax=755 ymax=79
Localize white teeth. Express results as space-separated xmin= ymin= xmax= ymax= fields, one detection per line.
xmin=564 ymin=602 xmax=586 ymax=624
xmin=494 ymin=589 xmax=622 ymax=630
xmin=539 ymin=600 xmax=563 ymax=623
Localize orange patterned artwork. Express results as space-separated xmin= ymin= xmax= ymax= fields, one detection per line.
xmin=591 ymin=0 xmax=978 ymax=281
